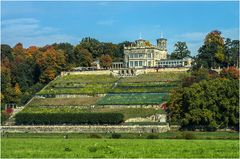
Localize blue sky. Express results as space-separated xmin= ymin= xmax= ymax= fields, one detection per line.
xmin=1 ymin=1 xmax=239 ymax=55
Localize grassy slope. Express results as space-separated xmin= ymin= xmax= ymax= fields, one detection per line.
xmin=1 ymin=138 xmax=238 ymax=158
xmin=29 ymin=97 xmax=100 ymax=106
xmin=97 ymin=93 xmax=168 ymax=105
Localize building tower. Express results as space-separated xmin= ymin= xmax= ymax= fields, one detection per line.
xmin=157 ymin=38 xmax=167 ymax=51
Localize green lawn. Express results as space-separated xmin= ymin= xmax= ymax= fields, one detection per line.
xmin=1 ymin=138 xmax=238 ymax=158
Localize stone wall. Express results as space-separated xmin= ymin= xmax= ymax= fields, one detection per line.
xmin=60 ymin=67 xmax=189 ymax=77
xmin=35 ymin=94 xmax=106 ymax=98
xmin=144 ymin=67 xmax=189 ymax=73
xmin=1 ymin=125 xmax=170 ymax=133
xmin=61 ymin=70 xmax=111 ymax=76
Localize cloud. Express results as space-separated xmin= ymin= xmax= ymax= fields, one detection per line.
xmin=97 ymin=19 xmax=117 ymax=26
xmin=1 ymin=18 xmax=79 ymax=47
xmin=172 ymin=28 xmax=239 ymax=55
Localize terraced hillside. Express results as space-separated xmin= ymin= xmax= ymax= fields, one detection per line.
xmin=16 ymin=72 xmax=189 ymax=125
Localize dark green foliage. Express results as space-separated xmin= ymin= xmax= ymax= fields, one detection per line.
xmin=181 ymin=132 xmax=196 ymax=140
xmin=169 ymin=78 xmax=239 ymax=131
xmin=15 ymin=113 xmax=124 ymax=125
xmin=111 ymin=133 xmax=121 ymax=139
xmin=170 ymin=42 xmax=191 ymax=59
xmin=194 ymin=31 xmax=239 ymax=69
xmin=1 ymin=44 xmax=13 ymax=61
xmin=89 ymin=134 xmax=102 ymax=139
xmin=146 ymin=134 xmax=159 ymax=139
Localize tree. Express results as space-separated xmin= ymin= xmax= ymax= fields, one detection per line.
xmin=100 ymin=54 xmax=112 ymax=68
xmin=102 ymin=42 xmax=119 ymax=60
xmin=1 ymin=44 xmax=13 ymax=61
xmin=220 ymin=66 xmax=239 ymax=80
xmin=79 ymin=37 xmax=103 ymax=58
xmin=224 ymin=38 xmax=239 ymax=67
xmin=170 ymin=42 xmax=191 ymax=59
xmin=117 ymin=41 xmax=132 ymax=62
xmin=74 ymin=45 xmax=93 ymax=67
xmin=52 ymin=43 xmax=75 ymax=69
xmin=196 ymin=30 xmax=225 ymax=68
xmin=35 ymin=46 xmax=66 ymax=83
xmin=168 ymin=78 xmax=239 ymax=131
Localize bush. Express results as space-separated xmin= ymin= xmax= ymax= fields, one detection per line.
xmin=146 ymin=134 xmax=159 ymax=139
xmin=89 ymin=134 xmax=102 ymax=139
xmin=181 ymin=132 xmax=196 ymax=140
xmin=15 ymin=112 xmax=124 ymax=125
xmin=111 ymin=133 xmax=121 ymax=139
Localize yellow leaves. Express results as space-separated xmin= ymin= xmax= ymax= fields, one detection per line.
xmin=14 ymin=83 xmax=22 ymax=96
xmin=26 ymin=46 xmax=38 ymax=57
xmin=204 ymin=30 xmax=224 ymax=46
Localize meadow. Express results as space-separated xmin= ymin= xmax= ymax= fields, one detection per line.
xmin=1 ymin=138 xmax=238 ymax=158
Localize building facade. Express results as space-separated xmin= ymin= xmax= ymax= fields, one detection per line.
xmin=157 ymin=57 xmax=193 ymax=68
xmin=124 ymin=38 xmax=168 ymax=68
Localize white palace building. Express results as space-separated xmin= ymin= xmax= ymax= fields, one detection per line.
xmin=121 ymin=36 xmax=193 ymax=69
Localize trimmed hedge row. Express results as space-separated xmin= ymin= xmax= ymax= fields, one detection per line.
xmin=15 ymin=113 xmax=124 ymax=125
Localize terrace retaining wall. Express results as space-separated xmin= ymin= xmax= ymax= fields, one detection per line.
xmin=144 ymin=67 xmax=189 ymax=73
xmin=35 ymin=94 xmax=106 ymax=98
xmin=1 ymin=125 xmax=170 ymax=133
xmin=61 ymin=70 xmax=111 ymax=76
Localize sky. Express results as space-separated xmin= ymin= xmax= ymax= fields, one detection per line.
xmin=1 ymin=1 xmax=239 ymax=55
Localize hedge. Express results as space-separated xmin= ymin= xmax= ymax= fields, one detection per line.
xmin=15 ymin=113 xmax=124 ymax=125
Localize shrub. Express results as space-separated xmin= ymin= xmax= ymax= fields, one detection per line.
xmin=111 ymin=133 xmax=121 ymax=139
xmin=89 ymin=134 xmax=102 ymax=139
xmin=146 ymin=134 xmax=159 ymax=139
xmin=181 ymin=132 xmax=196 ymax=140
xmin=15 ymin=112 xmax=124 ymax=125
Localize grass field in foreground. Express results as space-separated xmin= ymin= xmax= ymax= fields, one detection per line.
xmin=1 ymin=139 xmax=238 ymax=158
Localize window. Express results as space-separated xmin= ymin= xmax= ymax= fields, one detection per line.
xmin=130 ymin=54 xmax=133 ymax=58
xmin=130 ymin=61 xmax=133 ymax=67
xmin=139 ymin=54 xmax=143 ymax=58
xmin=148 ymin=53 xmax=151 ymax=58
xmin=139 ymin=61 xmax=143 ymax=66
xmin=148 ymin=61 xmax=151 ymax=66
xmin=135 ymin=61 xmax=138 ymax=66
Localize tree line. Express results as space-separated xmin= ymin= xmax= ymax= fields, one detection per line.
xmin=167 ymin=30 xmax=239 ymax=131
xmin=1 ymin=38 xmax=130 ymax=108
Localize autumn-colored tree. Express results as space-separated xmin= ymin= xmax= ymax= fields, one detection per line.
xmin=13 ymin=43 xmax=25 ymax=56
xmin=26 ymin=46 xmax=38 ymax=57
xmin=100 ymin=54 xmax=112 ymax=68
xmin=220 ymin=66 xmax=239 ymax=80
xmin=196 ymin=30 xmax=225 ymax=68
xmin=35 ymin=47 xmax=65 ymax=83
